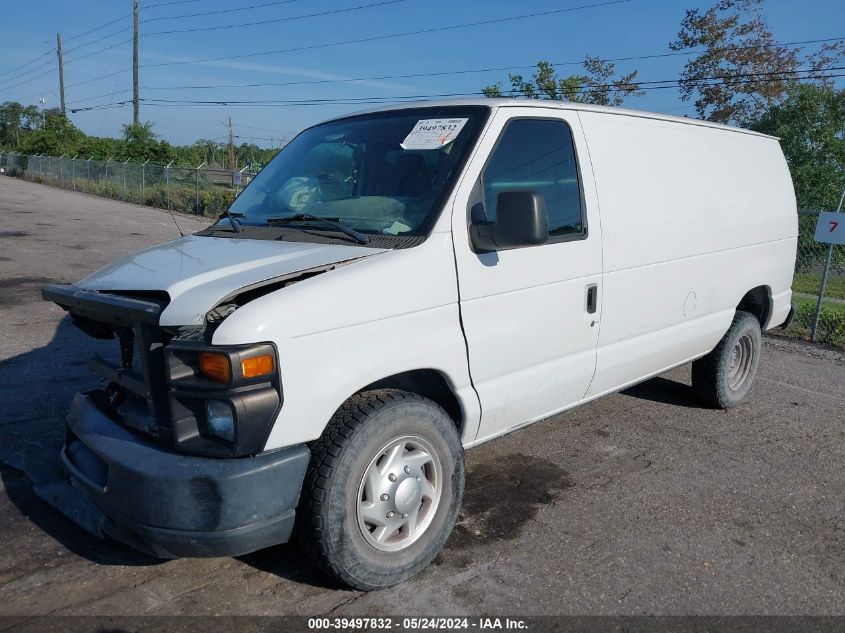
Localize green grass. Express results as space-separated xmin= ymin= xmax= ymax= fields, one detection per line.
xmin=783 ymin=296 xmax=845 ymax=347
xmin=792 ymin=272 xmax=845 ymax=300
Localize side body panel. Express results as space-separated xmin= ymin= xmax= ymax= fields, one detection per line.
xmin=577 ymin=111 xmax=797 ymax=399
xmin=450 ymin=106 xmax=605 ymax=444
xmin=211 ymin=233 xmax=482 ymax=450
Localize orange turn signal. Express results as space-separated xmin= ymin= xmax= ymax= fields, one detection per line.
xmin=199 ymin=352 xmax=231 ymax=383
xmin=241 ymin=354 xmax=274 ymax=379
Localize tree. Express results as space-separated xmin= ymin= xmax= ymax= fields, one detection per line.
xmin=752 ymin=83 xmax=845 ymax=210
xmin=191 ymin=139 xmax=223 ymax=166
xmin=19 ymin=111 xmax=84 ymax=156
xmin=0 ymin=101 xmax=41 ymax=149
xmin=752 ymin=83 xmax=845 ymax=272
xmin=121 ymin=122 xmax=173 ymax=163
xmin=670 ymin=0 xmax=844 ymax=126
xmin=76 ymin=135 xmax=123 ymax=160
xmin=2 ymin=101 xmax=281 ymax=167
xmin=482 ymin=57 xmax=642 ymax=107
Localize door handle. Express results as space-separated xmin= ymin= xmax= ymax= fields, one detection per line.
xmin=586 ymin=284 xmax=598 ymax=314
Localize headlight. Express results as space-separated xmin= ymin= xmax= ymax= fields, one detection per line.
xmin=166 ymin=341 xmax=282 ymax=457
xmin=205 ymin=400 xmax=235 ymax=443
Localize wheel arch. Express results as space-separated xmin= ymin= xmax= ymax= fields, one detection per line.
xmin=361 ymin=369 xmax=465 ymax=432
xmin=737 ymin=285 xmax=773 ymax=329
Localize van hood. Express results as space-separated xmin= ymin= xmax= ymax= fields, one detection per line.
xmin=76 ymin=234 xmax=387 ymax=326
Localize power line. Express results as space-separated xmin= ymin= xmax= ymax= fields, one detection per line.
xmin=64 ymin=38 xmax=133 ymax=65
xmin=0 ymin=56 xmax=57 ymax=85
xmin=137 ymin=35 xmax=845 ymax=93
xmin=64 ymin=26 xmax=133 ymax=57
xmin=0 ymin=50 xmax=53 ymax=79
xmin=0 ymin=20 xmax=130 ymax=88
xmin=145 ymin=0 xmax=410 ymax=36
xmin=64 ymin=13 xmax=131 ymax=44
xmin=68 ymin=69 xmax=845 ymax=113
xmin=0 ymin=63 xmax=57 ymax=91
xmin=8 ymin=33 xmax=843 ymax=102
xmin=7 ymin=0 xmax=621 ymax=86
xmin=5 ymin=0 xmax=390 ymax=84
xmin=236 ymin=122 xmax=291 ymax=135
xmin=143 ymin=0 xmax=205 ymax=9
xmin=0 ymin=12 xmax=131 ymax=81
xmin=140 ymin=0 xmax=633 ymax=68
xmin=145 ymin=0 xmax=305 ymax=22
xmin=234 ymin=134 xmax=283 ymax=143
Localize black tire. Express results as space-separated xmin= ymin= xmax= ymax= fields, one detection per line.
xmin=691 ymin=310 xmax=762 ymax=409
xmin=295 ymin=389 xmax=465 ymax=590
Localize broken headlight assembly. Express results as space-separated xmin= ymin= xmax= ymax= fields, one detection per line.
xmin=165 ymin=341 xmax=282 ymax=457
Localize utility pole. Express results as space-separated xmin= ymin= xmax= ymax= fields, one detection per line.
xmin=56 ymin=33 xmax=66 ymax=116
xmin=132 ymin=0 xmax=139 ymax=126
xmin=227 ymin=116 xmax=236 ymax=171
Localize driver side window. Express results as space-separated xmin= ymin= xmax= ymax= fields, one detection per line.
xmin=483 ymin=118 xmax=584 ymax=238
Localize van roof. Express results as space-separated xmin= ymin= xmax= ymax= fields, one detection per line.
xmin=331 ymin=98 xmax=777 ymax=140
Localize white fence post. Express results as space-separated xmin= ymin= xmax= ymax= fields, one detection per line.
xmin=122 ymin=158 xmax=130 ymax=200
xmin=195 ymin=161 xmax=206 ymax=214
xmin=141 ymin=159 xmax=149 ymax=205
xmin=811 ymin=185 xmax=845 ymax=342
xmin=165 ymin=160 xmax=174 ymax=211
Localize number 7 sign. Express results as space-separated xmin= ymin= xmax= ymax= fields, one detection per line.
xmin=814 ymin=211 xmax=845 ymax=245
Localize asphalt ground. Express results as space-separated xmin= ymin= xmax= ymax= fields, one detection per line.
xmin=0 ymin=177 xmax=843 ymax=619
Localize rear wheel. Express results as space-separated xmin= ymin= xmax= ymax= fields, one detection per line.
xmin=296 ymin=389 xmax=464 ymax=590
xmin=691 ymin=310 xmax=762 ymax=409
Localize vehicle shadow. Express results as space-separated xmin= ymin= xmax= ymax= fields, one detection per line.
xmin=237 ymin=544 xmax=345 ymax=590
xmin=620 ymin=375 xmax=703 ymax=408
xmin=1 ymin=316 xmax=162 ymax=568
xmin=0 ymin=315 xmax=341 ymax=584
xmin=1 ymin=310 xmax=704 ymax=583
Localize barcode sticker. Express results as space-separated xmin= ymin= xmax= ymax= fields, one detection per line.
xmin=401 ymin=118 xmax=468 ymax=150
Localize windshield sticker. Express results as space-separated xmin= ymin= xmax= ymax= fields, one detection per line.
xmin=400 ymin=118 xmax=468 ymax=150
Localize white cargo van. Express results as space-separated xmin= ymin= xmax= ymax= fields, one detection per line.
xmin=38 ymin=100 xmax=796 ymax=589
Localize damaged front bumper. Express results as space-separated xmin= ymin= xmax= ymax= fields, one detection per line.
xmin=15 ymin=392 xmax=310 ymax=559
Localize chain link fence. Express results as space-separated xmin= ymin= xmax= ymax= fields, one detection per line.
xmin=787 ymin=209 xmax=845 ymax=347
xmin=0 ymin=151 xmax=255 ymax=218
xmin=1 ymin=151 xmax=843 ymax=347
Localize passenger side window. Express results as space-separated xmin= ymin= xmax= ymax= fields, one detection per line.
xmin=483 ymin=119 xmax=584 ymax=238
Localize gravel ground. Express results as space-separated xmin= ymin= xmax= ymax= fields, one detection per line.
xmin=1 ymin=177 xmax=843 ymax=619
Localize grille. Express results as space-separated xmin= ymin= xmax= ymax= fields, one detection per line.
xmin=43 ymin=284 xmax=172 ymax=441
xmin=89 ymin=324 xmax=171 ymax=440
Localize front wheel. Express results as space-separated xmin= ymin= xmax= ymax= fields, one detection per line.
xmin=296 ymin=389 xmax=464 ymax=590
xmin=691 ymin=310 xmax=762 ymax=409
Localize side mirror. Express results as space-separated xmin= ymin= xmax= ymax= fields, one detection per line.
xmin=470 ymin=190 xmax=549 ymax=252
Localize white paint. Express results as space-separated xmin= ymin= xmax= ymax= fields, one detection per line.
xmin=576 ymin=109 xmax=796 ymax=399
xmin=65 ymin=100 xmax=798 ymax=452
xmin=75 ymin=234 xmax=386 ymax=326
xmin=449 ymin=106 xmax=603 ymax=443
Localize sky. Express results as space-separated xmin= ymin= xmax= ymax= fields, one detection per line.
xmin=0 ymin=0 xmax=842 ymax=149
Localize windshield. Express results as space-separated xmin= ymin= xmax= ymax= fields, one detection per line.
xmin=227 ymin=106 xmax=489 ymax=237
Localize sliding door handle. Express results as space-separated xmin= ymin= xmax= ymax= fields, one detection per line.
xmin=586 ymin=284 xmax=598 ymax=314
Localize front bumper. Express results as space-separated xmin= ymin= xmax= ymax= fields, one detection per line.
xmin=34 ymin=392 xmax=309 ymax=558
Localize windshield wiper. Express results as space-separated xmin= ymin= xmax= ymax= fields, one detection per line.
xmin=266 ymin=213 xmax=369 ymax=245
xmin=217 ymin=210 xmax=243 ymax=233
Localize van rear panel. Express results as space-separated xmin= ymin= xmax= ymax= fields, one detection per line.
xmin=577 ymin=111 xmax=797 ymax=398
